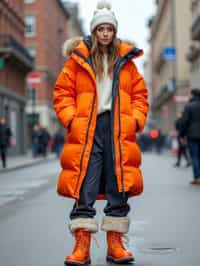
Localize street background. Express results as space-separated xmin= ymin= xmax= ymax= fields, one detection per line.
xmin=0 ymin=153 xmax=200 ymax=266
xmin=1 ymin=0 xmax=200 ymax=265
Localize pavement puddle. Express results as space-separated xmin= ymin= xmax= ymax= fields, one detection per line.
xmin=137 ymin=246 xmax=179 ymax=255
xmin=128 ymin=220 xmax=179 ymax=255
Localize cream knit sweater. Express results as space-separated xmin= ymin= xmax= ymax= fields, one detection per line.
xmin=96 ymin=54 xmax=113 ymax=115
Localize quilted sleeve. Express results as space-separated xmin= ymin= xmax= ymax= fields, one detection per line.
xmin=53 ymin=59 xmax=77 ymax=128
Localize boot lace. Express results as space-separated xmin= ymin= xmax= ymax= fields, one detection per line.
xmin=122 ymin=233 xmax=130 ymax=248
xmin=112 ymin=232 xmax=130 ymax=249
xmin=74 ymin=230 xmax=100 ymax=250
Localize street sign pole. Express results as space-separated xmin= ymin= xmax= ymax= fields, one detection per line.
xmin=31 ymin=87 xmax=36 ymax=129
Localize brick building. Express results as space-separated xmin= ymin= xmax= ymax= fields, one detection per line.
xmin=0 ymin=0 xmax=34 ymax=155
xmin=24 ymin=0 xmax=70 ymax=136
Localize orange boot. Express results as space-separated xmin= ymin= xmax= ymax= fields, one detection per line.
xmin=64 ymin=229 xmax=91 ymax=266
xmin=106 ymin=231 xmax=134 ymax=264
xmin=65 ymin=218 xmax=98 ymax=265
xmin=101 ymin=216 xmax=134 ymax=264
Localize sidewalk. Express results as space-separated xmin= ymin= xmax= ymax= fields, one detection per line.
xmin=0 ymin=152 xmax=57 ymax=173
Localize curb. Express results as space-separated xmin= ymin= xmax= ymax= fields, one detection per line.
xmin=0 ymin=155 xmax=57 ymax=174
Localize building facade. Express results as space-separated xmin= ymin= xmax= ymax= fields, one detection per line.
xmin=187 ymin=0 xmax=200 ymax=88
xmin=0 ymin=0 xmax=34 ymax=155
xmin=62 ymin=1 xmax=84 ymax=38
xmin=24 ymin=0 xmax=70 ymax=137
xmin=150 ymin=0 xmax=191 ymax=133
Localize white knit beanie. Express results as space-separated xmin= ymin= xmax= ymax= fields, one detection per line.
xmin=90 ymin=1 xmax=118 ymax=33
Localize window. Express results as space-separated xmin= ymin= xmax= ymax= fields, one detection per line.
xmin=24 ymin=0 xmax=35 ymax=3
xmin=25 ymin=15 xmax=36 ymax=37
xmin=27 ymin=47 xmax=36 ymax=58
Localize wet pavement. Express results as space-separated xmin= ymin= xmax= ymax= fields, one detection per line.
xmin=0 ymin=153 xmax=200 ymax=266
xmin=0 ymin=160 xmax=59 ymax=207
xmin=0 ymin=152 xmax=55 ymax=173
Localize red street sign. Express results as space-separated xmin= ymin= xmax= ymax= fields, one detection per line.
xmin=27 ymin=72 xmax=42 ymax=86
xmin=173 ymin=95 xmax=189 ymax=103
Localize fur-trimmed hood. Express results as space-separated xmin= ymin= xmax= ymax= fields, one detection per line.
xmin=62 ymin=36 xmax=83 ymax=57
xmin=62 ymin=36 xmax=143 ymax=59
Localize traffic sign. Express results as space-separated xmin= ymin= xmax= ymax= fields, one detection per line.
xmin=27 ymin=72 xmax=42 ymax=86
xmin=173 ymin=95 xmax=189 ymax=103
xmin=162 ymin=47 xmax=176 ymax=60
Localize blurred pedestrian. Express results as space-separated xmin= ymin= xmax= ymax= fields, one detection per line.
xmin=53 ymin=128 xmax=65 ymax=157
xmin=137 ymin=133 xmax=151 ymax=152
xmin=174 ymin=113 xmax=190 ymax=167
xmin=180 ymin=88 xmax=200 ymax=184
xmin=0 ymin=117 xmax=12 ymax=168
xmin=38 ymin=125 xmax=50 ymax=157
xmin=155 ymin=129 xmax=165 ymax=154
xmin=53 ymin=1 xmax=149 ymax=265
xmin=31 ymin=124 xmax=40 ymax=157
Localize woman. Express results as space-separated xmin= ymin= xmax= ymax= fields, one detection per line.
xmin=53 ymin=1 xmax=148 ymax=265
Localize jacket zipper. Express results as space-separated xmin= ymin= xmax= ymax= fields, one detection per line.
xmin=111 ymin=59 xmax=126 ymax=198
xmin=111 ymin=59 xmax=121 ymax=179
xmin=117 ymin=88 xmax=125 ymax=199
xmin=111 ymin=50 xmax=141 ymax=197
xmin=74 ymin=93 xmax=96 ymax=196
xmin=72 ymin=49 xmax=97 ymax=196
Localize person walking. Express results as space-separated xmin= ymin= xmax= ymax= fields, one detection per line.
xmin=180 ymin=88 xmax=200 ymax=184
xmin=174 ymin=114 xmax=190 ymax=167
xmin=53 ymin=128 xmax=65 ymax=157
xmin=53 ymin=1 xmax=149 ymax=265
xmin=0 ymin=117 xmax=12 ymax=168
xmin=31 ymin=124 xmax=40 ymax=157
xmin=38 ymin=125 xmax=50 ymax=157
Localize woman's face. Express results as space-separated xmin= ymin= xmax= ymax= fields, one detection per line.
xmin=95 ymin=23 xmax=115 ymax=47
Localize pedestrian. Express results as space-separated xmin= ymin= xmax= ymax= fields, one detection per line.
xmin=31 ymin=124 xmax=40 ymax=157
xmin=53 ymin=128 xmax=65 ymax=157
xmin=0 ymin=117 xmax=12 ymax=168
xmin=174 ymin=113 xmax=190 ymax=167
xmin=53 ymin=1 xmax=149 ymax=265
xmin=155 ymin=129 xmax=165 ymax=154
xmin=180 ymin=88 xmax=200 ymax=184
xmin=38 ymin=125 xmax=50 ymax=157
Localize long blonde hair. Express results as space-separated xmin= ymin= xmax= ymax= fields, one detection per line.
xmin=91 ymin=32 xmax=119 ymax=79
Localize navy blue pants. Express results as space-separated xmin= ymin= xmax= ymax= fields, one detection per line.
xmin=188 ymin=140 xmax=200 ymax=179
xmin=70 ymin=111 xmax=130 ymax=219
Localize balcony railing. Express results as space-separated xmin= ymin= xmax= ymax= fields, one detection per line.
xmin=0 ymin=34 xmax=33 ymax=69
xmin=192 ymin=15 xmax=200 ymax=41
xmin=152 ymin=79 xmax=176 ymax=110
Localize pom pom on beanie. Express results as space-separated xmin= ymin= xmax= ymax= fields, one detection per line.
xmin=90 ymin=1 xmax=118 ymax=32
xmin=97 ymin=1 xmax=111 ymax=10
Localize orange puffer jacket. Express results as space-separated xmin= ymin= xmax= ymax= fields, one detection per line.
xmin=53 ymin=36 xmax=149 ymax=200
